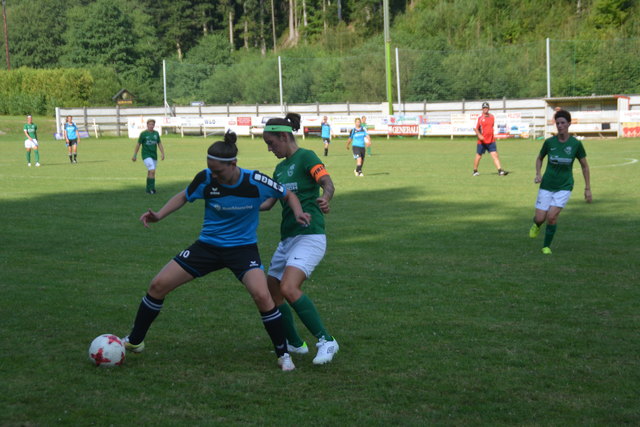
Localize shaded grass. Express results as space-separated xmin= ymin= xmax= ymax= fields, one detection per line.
xmin=1 ymin=119 xmax=639 ymax=425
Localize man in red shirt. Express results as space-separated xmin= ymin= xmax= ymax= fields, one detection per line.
xmin=473 ymin=102 xmax=508 ymax=176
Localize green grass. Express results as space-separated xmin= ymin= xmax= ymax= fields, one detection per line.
xmin=1 ymin=115 xmax=639 ymax=425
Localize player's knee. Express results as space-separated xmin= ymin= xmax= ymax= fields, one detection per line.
xmin=252 ymin=292 xmax=275 ymax=312
xmin=148 ymin=276 xmax=172 ymax=298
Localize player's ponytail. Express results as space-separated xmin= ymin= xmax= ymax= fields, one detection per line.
xmin=264 ymin=113 xmax=301 ymax=137
xmin=285 ymin=113 xmax=301 ymax=132
xmin=207 ymin=130 xmax=238 ymax=162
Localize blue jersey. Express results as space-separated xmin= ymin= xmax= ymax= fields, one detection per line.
xmin=64 ymin=122 xmax=78 ymax=140
xmin=185 ymin=168 xmax=286 ymax=247
xmin=349 ymin=126 xmax=368 ymax=147
xmin=321 ymin=122 xmax=331 ymax=139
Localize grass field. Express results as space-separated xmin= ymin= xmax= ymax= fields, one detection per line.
xmin=1 ymin=115 xmax=639 ymax=425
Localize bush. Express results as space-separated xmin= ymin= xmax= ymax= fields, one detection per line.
xmin=0 ymin=68 xmax=94 ymax=115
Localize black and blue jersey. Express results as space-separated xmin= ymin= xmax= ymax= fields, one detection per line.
xmin=185 ymin=168 xmax=286 ymax=247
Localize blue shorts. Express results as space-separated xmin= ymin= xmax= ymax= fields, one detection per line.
xmin=477 ymin=142 xmax=497 ymax=155
xmin=173 ymin=240 xmax=263 ymax=281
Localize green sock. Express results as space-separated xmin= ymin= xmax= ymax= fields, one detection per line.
xmin=146 ymin=178 xmax=155 ymax=191
xmin=26 ymin=151 xmax=31 ymax=163
xmin=278 ymin=303 xmax=304 ymax=347
xmin=35 ymin=150 xmax=40 ymax=162
xmin=291 ymin=294 xmax=332 ymax=341
xmin=544 ymin=224 xmax=557 ymax=248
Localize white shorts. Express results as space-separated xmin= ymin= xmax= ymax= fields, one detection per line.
xmin=267 ymin=234 xmax=326 ymax=280
xmin=535 ymin=189 xmax=572 ymax=211
xmin=24 ymin=139 xmax=38 ymax=149
xmin=143 ymin=157 xmax=157 ymax=171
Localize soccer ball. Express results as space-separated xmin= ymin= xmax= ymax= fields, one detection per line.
xmin=88 ymin=334 xmax=125 ymax=367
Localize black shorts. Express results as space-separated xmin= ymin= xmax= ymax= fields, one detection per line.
xmin=173 ymin=240 xmax=263 ymax=281
xmin=352 ymin=146 xmax=366 ymax=159
xmin=67 ymin=139 xmax=78 ymax=146
xmin=323 ymin=138 xmax=331 ymax=144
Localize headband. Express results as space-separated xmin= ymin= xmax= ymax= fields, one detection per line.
xmin=207 ymin=154 xmax=237 ymax=161
xmin=264 ymin=124 xmax=293 ymax=133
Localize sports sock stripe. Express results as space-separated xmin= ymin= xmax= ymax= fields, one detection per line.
xmin=261 ymin=309 xmax=282 ymax=323
xmin=142 ymin=296 xmax=163 ymax=311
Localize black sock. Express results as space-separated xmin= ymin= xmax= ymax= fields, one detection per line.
xmin=69 ymin=155 xmax=73 ymax=163
xmin=261 ymin=307 xmax=287 ymax=357
xmin=324 ymin=148 xmax=328 ymax=156
xmin=128 ymin=293 xmax=164 ymax=344
xmin=74 ymin=154 xmax=77 ymax=161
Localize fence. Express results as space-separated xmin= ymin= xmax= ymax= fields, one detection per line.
xmin=56 ymin=94 xmax=640 ymax=140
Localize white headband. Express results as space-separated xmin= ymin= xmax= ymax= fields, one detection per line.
xmin=207 ymin=154 xmax=237 ymax=161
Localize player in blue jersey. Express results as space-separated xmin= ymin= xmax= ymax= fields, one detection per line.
xmin=345 ymin=117 xmax=370 ymax=176
xmin=63 ymin=116 xmax=80 ymax=164
xmin=123 ymin=131 xmax=311 ymax=371
xmin=320 ymin=116 xmax=331 ymax=156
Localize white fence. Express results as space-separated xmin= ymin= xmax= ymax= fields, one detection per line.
xmin=56 ymin=95 xmax=640 ymax=139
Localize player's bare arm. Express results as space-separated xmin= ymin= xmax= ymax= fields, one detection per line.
xmin=317 ymin=175 xmax=334 ymax=214
xmin=579 ymin=157 xmax=592 ymax=203
xmin=283 ymin=191 xmax=311 ymax=226
xmin=140 ymin=190 xmax=188 ymax=227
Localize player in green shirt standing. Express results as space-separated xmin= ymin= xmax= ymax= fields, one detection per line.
xmin=23 ymin=115 xmax=40 ymax=167
xmin=132 ymin=119 xmax=165 ymax=194
xmin=529 ymin=109 xmax=592 ymax=254
xmin=261 ymin=113 xmax=339 ymax=365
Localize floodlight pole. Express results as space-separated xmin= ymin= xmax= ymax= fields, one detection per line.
xmin=278 ymin=56 xmax=284 ymax=114
xmin=2 ymin=0 xmax=10 ymax=70
xmin=383 ymin=0 xmax=393 ymax=115
xmin=395 ymin=47 xmax=402 ymax=115
xmin=162 ymin=59 xmax=169 ymax=116
xmin=546 ymin=37 xmax=551 ymax=98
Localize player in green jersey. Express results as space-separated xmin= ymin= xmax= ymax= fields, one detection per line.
xmin=261 ymin=113 xmax=339 ymax=365
xmin=362 ymin=115 xmax=372 ymax=155
xmin=529 ymin=109 xmax=592 ymax=254
xmin=132 ymin=119 xmax=165 ymax=194
xmin=23 ymin=115 xmax=40 ymax=167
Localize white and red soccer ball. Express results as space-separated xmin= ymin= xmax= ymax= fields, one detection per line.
xmin=88 ymin=334 xmax=125 ymax=367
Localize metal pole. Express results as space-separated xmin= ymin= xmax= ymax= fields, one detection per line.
xmin=55 ymin=107 xmax=60 ymax=137
xmin=2 ymin=0 xmax=10 ymax=70
xmin=278 ymin=56 xmax=284 ymax=114
xmin=546 ymin=38 xmax=551 ymax=98
xmin=395 ymin=47 xmax=401 ymax=115
xmin=163 ymin=60 xmax=169 ymax=116
xmin=383 ymin=0 xmax=393 ymax=115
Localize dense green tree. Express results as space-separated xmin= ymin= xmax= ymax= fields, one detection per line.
xmin=140 ymin=0 xmax=207 ymax=60
xmin=61 ymin=1 xmax=138 ymax=72
xmin=4 ymin=0 xmax=67 ymax=68
xmin=3 ymin=0 xmax=640 ymax=108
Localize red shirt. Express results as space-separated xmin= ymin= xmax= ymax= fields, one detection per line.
xmin=476 ymin=113 xmax=495 ymax=144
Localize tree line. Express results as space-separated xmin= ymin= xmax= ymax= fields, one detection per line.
xmin=0 ymin=0 xmax=638 ymax=114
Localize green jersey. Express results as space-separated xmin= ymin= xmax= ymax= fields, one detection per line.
xmin=273 ymin=148 xmax=327 ymax=239
xmin=137 ymin=130 xmax=161 ymax=160
xmin=539 ymin=135 xmax=586 ymax=191
xmin=24 ymin=123 xmax=38 ymax=139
